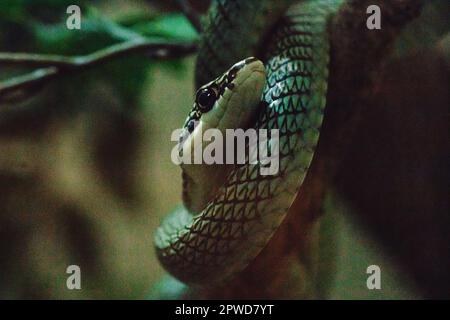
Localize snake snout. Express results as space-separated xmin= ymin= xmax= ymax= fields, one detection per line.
xmin=229 ymin=57 xmax=265 ymax=83
xmin=217 ymin=58 xmax=266 ymax=125
xmin=227 ymin=56 xmax=261 ymax=77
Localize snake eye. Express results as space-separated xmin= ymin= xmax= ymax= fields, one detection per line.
xmin=196 ymin=88 xmax=216 ymax=112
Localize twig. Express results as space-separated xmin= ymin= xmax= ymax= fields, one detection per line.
xmin=0 ymin=40 xmax=197 ymax=68
xmin=174 ymin=0 xmax=203 ymax=33
xmin=0 ymin=68 xmax=58 ymax=99
xmin=0 ymin=39 xmax=197 ymax=101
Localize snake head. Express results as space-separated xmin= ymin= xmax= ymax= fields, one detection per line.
xmin=179 ymin=57 xmax=266 ymax=147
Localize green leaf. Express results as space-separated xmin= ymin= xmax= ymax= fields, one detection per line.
xmin=132 ymin=14 xmax=198 ymax=41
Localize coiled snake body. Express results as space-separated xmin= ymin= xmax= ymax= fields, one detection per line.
xmin=155 ymin=0 xmax=343 ymax=285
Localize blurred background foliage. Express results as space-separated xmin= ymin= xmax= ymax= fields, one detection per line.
xmin=0 ymin=0 xmax=199 ymax=299
xmin=0 ymin=0 xmax=447 ymax=299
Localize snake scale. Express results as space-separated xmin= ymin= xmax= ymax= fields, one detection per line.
xmin=154 ymin=0 xmax=343 ymax=285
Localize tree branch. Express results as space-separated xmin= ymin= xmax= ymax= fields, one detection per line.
xmin=0 ymin=39 xmax=197 ymax=102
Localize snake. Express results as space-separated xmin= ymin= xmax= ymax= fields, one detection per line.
xmin=154 ymin=0 xmax=344 ymax=286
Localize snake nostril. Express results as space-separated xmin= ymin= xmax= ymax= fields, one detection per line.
xmin=187 ymin=120 xmax=196 ymax=133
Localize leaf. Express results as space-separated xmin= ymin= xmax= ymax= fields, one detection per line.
xmin=132 ymin=14 xmax=198 ymax=41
